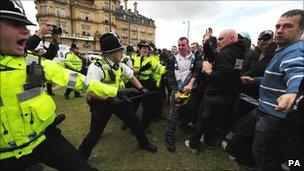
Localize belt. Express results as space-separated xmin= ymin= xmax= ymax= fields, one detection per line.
xmin=0 ymin=130 xmax=44 ymax=153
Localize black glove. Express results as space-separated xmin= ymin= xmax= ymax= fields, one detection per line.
xmin=119 ymin=87 xmax=140 ymax=97
xmin=105 ymin=97 xmax=123 ymax=106
xmin=120 ymin=95 xmax=131 ymax=103
xmin=140 ymin=62 xmax=152 ymax=72
xmin=139 ymin=87 xmax=150 ymax=96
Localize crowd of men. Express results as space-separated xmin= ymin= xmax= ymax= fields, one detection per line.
xmin=0 ymin=0 xmax=303 ymax=170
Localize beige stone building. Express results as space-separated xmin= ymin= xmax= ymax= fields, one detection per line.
xmin=35 ymin=0 xmax=156 ymax=51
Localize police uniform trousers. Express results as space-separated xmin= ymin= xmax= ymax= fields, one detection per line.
xmin=78 ymin=98 xmax=150 ymax=160
xmin=0 ymin=127 xmax=93 ymax=171
xmin=132 ymin=79 xmax=155 ymax=128
xmin=153 ymin=86 xmax=163 ymax=121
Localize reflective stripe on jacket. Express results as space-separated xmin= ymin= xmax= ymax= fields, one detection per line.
xmin=0 ymin=54 xmax=117 ymax=160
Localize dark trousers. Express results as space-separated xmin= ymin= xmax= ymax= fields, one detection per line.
xmin=164 ymin=93 xmax=182 ymax=136
xmin=161 ymin=77 xmax=172 ymax=103
xmin=153 ymin=87 xmax=163 ymax=120
xmin=133 ymin=79 xmax=155 ymax=127
xmin=0 ymin=127 xmax=92 ymax=171
xmin=46 ymin=83 xmax=54 ymax=94
xmin=64 ymin=88 xmax=80 ymax=97
xmin=226 ymin=109 xmax=259 ymax=167
xmin=78 ymin=99 xmax=150 ymax=160
xmin=253 ymin=112 xmax=289 ymax=170
xmin=189 ymin=95 xmax=234 ymax=148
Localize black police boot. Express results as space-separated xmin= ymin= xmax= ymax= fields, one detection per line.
xmin=74 ymin=91 xmax=82 ymax=98
xmin=165 ymin=135 xmax=175 ymax=152
xmin=139 ymin=143 xmax=157 ymax=153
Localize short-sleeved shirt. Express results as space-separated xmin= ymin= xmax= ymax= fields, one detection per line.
xmin=86 ymin=57 xmax=134 ymax=82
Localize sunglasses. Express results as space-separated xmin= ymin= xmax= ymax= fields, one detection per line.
xmin=258 ymin=37 xmax=271 ymax=41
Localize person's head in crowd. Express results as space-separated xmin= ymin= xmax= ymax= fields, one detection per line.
xmin=0 ymin=0 xmax=35 ymax=56
xmin=217 ymin=29 xmax=238 ymax=51
xmin=70 ymin=43 xmax=79 ymax=54
xmin=99 ymin=32 xmax=124 ymax=63
xmin=157 ymin=48 xmax=161 ymax=55
xmin=238 ymin=31 xmax=252 ymax=50
xmin=137 ymin=40 xmax=150 ymax=57
xmin=51 ymin=33 xmax=60 ymax=44
xmin=177 ymin=37 xmax=191 ymax=57
xmin=126 ymin=45 xmax=135 ymax=55
xmin=275 ymin=9 xmax=304 ymax=48
xmin=190 ymin=42 xmax=199 ymax=53
xmin=161 ymin=48 xmax=168 ymax=55
xmin=149 ymin=42 xmax=157 ymax=55
xmin=171 ymin=45 xmax=178 ymax=55
xmin=257 ymin=30 xmax=274 ymax=50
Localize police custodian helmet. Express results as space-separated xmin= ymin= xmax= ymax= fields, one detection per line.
xmin=137 ymin=40 xmax=150 ymax=49
xmin=0 ymin=0 xmax=35 ymax=25
xmin=100 ymin=32 xmax=124 ymax=54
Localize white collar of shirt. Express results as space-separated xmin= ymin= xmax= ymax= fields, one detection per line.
xmin=176 ymin=52 xmax=193 ymax=60
xmin=104 ymin=57 xmax=116 ymax=67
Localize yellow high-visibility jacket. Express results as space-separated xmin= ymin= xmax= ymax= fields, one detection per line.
xmin=0 ymin=53 xmax=117 ymax=160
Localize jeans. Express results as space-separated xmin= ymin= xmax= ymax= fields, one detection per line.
xmin=226 ymin=108 xmax=259 ymax=167
xmin=189 ymin=95 xmax=234 ymax=148
xmin=253 ymin=112 xmax=289 ymax=170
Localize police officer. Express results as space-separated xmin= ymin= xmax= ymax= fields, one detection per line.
xmin=133 ymin=40 xmax=166 ymax=134
xmin=78 ymin=33 xmax=157 ymax=161
xmin=149 ymin=43 xmax=167 ymax=121
xmin=0 ymin=1 xmax=118 ymax=170
xmin=64 ymin=43 xmax=84 ymax=99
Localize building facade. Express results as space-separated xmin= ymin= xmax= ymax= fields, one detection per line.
xmin=35 ymin=0 xmax=156 ymax=51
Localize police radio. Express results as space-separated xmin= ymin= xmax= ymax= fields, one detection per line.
xmin=24 ymin=57 xmax=45 ymax=90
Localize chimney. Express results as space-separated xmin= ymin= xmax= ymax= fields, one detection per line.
xmin=124 ymin=0 xmax=128 ymax=11
xmin=133 ymin=2 xmax=138 ymax=14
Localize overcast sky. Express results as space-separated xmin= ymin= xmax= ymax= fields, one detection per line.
xmin=22 ymin=0 xmax=303 ymax=49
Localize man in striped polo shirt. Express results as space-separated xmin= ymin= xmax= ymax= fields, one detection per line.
xmin=242 ymin=9 xmax=304 ymax=170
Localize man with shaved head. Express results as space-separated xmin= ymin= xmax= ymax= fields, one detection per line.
xmin=185 ymin=28 xmax=247 ymax=154
xmin=217 ymin=29 xmax=238 ymax=51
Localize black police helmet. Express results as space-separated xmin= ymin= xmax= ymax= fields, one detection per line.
xmin=100 ymin=32 xmax=123 ymax=54
xmin=137 ymin=40 xmax=150 ymax=49
xmin=0 ymin=0 xmax=35 ymax=25
xmin=126 ymin=45 xmax=135 ymax=54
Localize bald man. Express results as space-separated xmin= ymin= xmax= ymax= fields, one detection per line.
xmin=185 ymin=29 xmax=247 ymax=154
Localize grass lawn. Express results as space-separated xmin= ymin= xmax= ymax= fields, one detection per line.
xmin=48 ymin=87 xmax=241 ymax=170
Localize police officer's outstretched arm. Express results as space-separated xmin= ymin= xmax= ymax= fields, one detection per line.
xmin=41 ymin=60 xmax=118 ymax=98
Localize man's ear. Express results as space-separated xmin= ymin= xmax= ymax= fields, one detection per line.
xmin=298 ymin=26 xmax=304 ymax=35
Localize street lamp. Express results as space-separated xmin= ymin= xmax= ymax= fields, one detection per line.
xmin=183 ymin=20 xmax=190 ymax=40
